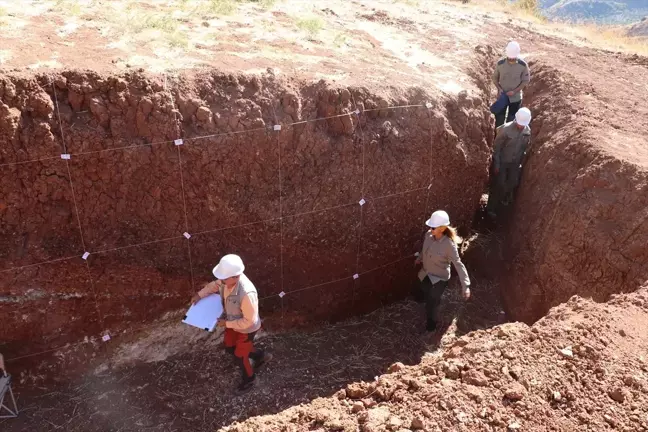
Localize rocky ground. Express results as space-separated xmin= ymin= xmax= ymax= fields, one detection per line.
xmin=226 ymin=287 xmax=648 ymax=432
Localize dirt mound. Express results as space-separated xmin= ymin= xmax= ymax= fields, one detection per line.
xmin=225 ymin=287 xmax=648 ymax=431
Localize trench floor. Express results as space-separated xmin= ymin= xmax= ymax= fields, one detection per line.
xmin=2 ymin=232 xmax=504 ymax=432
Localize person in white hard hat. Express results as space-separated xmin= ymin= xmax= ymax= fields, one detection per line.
xmin=492 ymin=40 xmax=531 ymax=128
xmin=486 ymin=107 xmax=532 ymax=219
xmin=415 ymin=211 xmax=471 ymax=332
xmin=190 ymin=254 xmax=271 ymax=393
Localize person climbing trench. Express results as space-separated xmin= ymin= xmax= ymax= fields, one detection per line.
xmin=492 ymin=41 xmax=531 ymax=128
xmin=486 ymin=108 xmax=532 ymax=219
xmin=190 ymin=254 xmax=272 ymax=393
xmin=415 ymin=210 xmax=471 ymax=333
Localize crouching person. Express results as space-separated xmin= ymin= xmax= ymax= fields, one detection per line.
xmin=191 ymin=254 xmax=271 ymax=393
xmin=415 ymin=210 xmax=471 ymax=332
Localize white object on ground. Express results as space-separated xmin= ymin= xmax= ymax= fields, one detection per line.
xmin=182 ymin=294 xmax=223 ymax=332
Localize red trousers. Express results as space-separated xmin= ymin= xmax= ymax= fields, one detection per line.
xmin=224 ymin=328 xmax=258 ymax=379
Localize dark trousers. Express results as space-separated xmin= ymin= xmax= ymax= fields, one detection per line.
xmin=495 ymin=100 xmax=521 ymax=128
xmin=486 ymin=162 xmax=521 ymax=215
xmin=224 ymin=329 xmax=264 ymax=382
xmin=421 ymin=276 xmax=449 ymax=329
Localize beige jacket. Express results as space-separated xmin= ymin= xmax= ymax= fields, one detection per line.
xmin=417 ymin=232 xmax=470 ymax=290
xmin=493 ymin=57 xmax=531 ymax=103
xmin=197 ymin=274 xmax=260 ymax=333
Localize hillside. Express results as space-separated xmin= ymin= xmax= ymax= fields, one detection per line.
xmin=540 ymin=0 xmax=648 ymax=24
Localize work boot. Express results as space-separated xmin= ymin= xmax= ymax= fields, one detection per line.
xmin=236 ymin=375 xmax=256 ymax=394
xmin=252 ymin=352 xmax=273 ymax=371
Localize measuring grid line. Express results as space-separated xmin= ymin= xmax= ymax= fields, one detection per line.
xmin=258 ymin=251 xmax=416 ymax=301
xmin=51 ymin=82 xmax=106 ymax=333
xmin=349 ymin=93 xmax=367 ymax=312
xmin=362 ymin=103 xmax=425 ymax=113
xmin=0 ymin=155 xmax=61 ymax=168
xmin=165 ymin=73 xmax=196 ymax=291
xmin=269 ymin=101 xmax=286 ymax=322
xmin=423 ymin=104 xmax=436 ymax=215
xmin=0 ymin=103 xmax=430 ymax=170
xmin=4 ymin=88 xmax=437 ymax=358
xmin=6 ymin=249 xmax=418 ymax=363
xmin=0 ymin=183 xmax=431 ymax=276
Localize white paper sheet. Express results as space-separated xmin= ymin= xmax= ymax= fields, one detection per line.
xmin=182 ymin=294 xmax=223 ymax=332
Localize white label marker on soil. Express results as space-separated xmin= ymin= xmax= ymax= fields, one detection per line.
xmin=174 ymin=139 xmax=184 ymax=146
xmin=102 ymin=334 xmax=111 ymax=342
xmin=61 ymin=154 xmax=71 ymax=160
xmin=358 ymin=198 xmax=366 ymax=206
xmin=279 ymin=291 xmax=286 ymax=298
xmin=82 ymin=252 xmax=90 ymax=260
xmin=183 ymin=232 xmax=191 ymax=239
xmin=273 ymin=125 xmax=282 ymax=131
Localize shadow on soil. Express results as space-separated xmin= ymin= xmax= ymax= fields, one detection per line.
xmin=2 ymin=229 xmax=505 ymax=432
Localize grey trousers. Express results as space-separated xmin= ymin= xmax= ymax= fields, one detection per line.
xmin=487 ymin=162 xmax=521 ymax=214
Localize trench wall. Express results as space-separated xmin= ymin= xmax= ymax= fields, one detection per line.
xmin=500 ymin=63 xmax=648 ymax=323
xmin=0 ymin=70 xmax=492 ymax=365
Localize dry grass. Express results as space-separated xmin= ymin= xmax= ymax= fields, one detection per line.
xmin=295 ymin=16 xmax=324 ymax=38
xmin=485 ymin=0 xmax=648 ymax=55
xmin=559 ymin=23 xmax=648 ymax=56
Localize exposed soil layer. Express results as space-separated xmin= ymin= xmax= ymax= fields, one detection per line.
xmin=223 ymin=287 xmax=648 ymax=432
xmin=495 ymin=24 xmax=648 ymax=323
xmin=0 ymin=68 xmax=492 ymax=367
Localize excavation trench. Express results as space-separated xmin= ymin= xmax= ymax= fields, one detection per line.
xmin=1 ymin=64 xmax=494 ymax=377
xmin=2 ymin=47 xmax=647 ymax=431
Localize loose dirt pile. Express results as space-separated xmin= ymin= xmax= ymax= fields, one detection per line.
xmin=225 ymin=288 xmax=648 ymax=432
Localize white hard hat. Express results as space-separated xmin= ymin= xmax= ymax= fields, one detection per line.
xmin=212 ymin=254 xmax=245 ymax=279
xmin=426 ymin=210 xmax=450 ymax=228
xmin=515 ymin=107 xmax=532 ymax=127
xmin=505 ymin=41 xmax=521 ymax=59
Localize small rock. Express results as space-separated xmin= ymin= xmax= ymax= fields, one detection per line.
xmin=508 ymin=422 xmax=521 ymax=430
xmin=619 ymin=329 xmax=627 ymax=337
xmin=443 ymin=362 xmax=461 ymax=380
xmin=346 ymin=383 xmax=370 ymax=399
xmin=552 ymin=391 xmax=562 ymax=401
xmin=388 ymin=362 xmax=405 ymax=373
xmin=608 ymin=387 xmax=628 ymax=403
xmin=352 ymin=402 xmax=365 ymax=413
xmin=623 ymin=375 xmax=640 ymax=387
xmin=505 ymin=382 xmax=527 ymax=401
xmin=362 ymin=398 xmax=376 ymax=408
xmin=559 ymin=347 xmax=574 ymax=358
xmin=410 ymin=417 xmax=425 ymax=430
xmin=196 ymin=106 xmax=212 ymax=122
xmin=604 ymin=414 xmax=616 ymax=426
xmin=336 ymin=389 xmax=346 ymax=400
xmin=502 ymin=349 xmax=517 ymax=360
xmin=388 ymin=416 xmax=403 ymax=429
xmin=462 ymin=369 xmax=489 ymax=387
xmin=364 ymin=407 xmax=391 ymax=432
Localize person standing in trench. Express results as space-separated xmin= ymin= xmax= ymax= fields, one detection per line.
xmin=415 ymin=210 xmax=471 ymax=332
xmin=492 ymin=41 xmax=531 ymax=128
xmin=486 ymin=107 xmax=532 ymax=219
xmin=190 ymin=254 xmax=272 ymax=393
